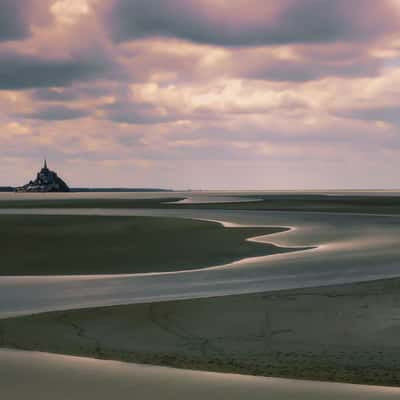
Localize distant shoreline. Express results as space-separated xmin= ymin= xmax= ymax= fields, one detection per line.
xmin=0 ymin=187 xmax=172 ymax=193
xmin=70 ymin=188 xmax=173 ymax=192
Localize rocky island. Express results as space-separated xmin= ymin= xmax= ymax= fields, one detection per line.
xmin=16 ymin=160 xmax=70 ymax=192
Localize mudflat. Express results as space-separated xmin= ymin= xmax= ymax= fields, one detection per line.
xmin=0 ymin=214 xmax=293 ymax=275
xmin=2 ymin=277 xmax=400 ymax=386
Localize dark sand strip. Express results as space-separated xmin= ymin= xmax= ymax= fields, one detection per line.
xmin=0 ymin=214 xmax=295 ymax=275
xmin=2 ymin=278 xmax=400 ymax=386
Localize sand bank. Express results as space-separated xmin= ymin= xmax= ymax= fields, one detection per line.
xmin=2 ymin=278 xmax=400 ymax=386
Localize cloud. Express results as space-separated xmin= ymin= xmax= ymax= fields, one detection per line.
xmin=19 ymin=105 xmax=91 ymax=120
xmin=0 ymin=50 xmax=115 ymax=89
xmin=104 ymin=0 xmax=399 ymax=46
xmin=235 ymin=49 xmax=382 ymax=82
xmin=31 ymin=88 xmax=81 ymax=102
xmin=100 ymin=101 xmax=181 ymax=124
xmin=31 ymin=86 xmax=113 ymax=102
xmin=0 ymin=0 xmax=30 ymax=41
xmin=115 ymin=38 xmax=382 ymax=85
xmin=335 ymin=105 xmax=400 ymax=126
xmin=0 ymin=0 xmax=52 ymax=41
xmin=2 ymin=0 xmax=400 ymax=190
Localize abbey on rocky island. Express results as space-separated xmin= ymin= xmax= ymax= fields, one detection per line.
xmin=16 ymin=159 xmax=70 ymax=192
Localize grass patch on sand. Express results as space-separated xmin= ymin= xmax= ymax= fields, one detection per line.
xmin=0 ymin=214 xmax=293 ymax=275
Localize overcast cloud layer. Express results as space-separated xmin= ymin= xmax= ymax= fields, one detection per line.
xmin=1 ymin=0 xmax=400 ymax=189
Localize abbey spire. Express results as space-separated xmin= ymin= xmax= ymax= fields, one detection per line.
xmin=16 ymin=160 xmax=70 ymax=192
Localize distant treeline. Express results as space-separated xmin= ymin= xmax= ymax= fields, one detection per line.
xmin=0 ymin=187 xmax=14 ymax=192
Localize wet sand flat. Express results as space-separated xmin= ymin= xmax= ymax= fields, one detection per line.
xmin=2 ymin=277 xmax=400 ymax=386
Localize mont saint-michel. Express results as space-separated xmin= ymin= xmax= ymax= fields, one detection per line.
xmin=16 ymin=160 xmax=70 ymax=193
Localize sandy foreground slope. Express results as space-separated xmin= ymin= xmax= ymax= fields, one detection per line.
xmin=2 ymin=277 xmax=400 ymax=386
xmin=3 ymin=349 xmax=400 ymax=400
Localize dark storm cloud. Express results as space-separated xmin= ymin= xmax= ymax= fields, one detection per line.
xmin=0 ymin=50 xmax=115 ymax=89
xmin=0 ymin=0 xmax=30 ymax=40
xmin=0 ymin=0 xmax=52 ymax=41
xmin=104 ymin=0 xmax=399 ymax=46
xmin=19 ymin=105 xmax=91 ymax=121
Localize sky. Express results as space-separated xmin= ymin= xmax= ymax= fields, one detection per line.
xmin=2 ymin=0 xmax=400 ymax=189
